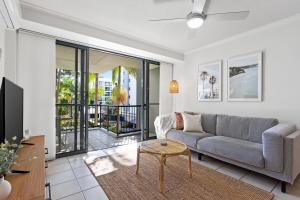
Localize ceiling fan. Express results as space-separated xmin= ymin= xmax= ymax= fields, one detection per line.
xmin=149 ymin=0 xmax=249 ymax=29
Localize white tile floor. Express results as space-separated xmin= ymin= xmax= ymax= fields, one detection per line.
xmin=47 ymin=144 xmax=300 ymax=200
xmin=46 ymin=154 xmax=109 ymax=200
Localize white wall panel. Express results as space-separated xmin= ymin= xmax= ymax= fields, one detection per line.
xmin=175 ymin=16 xmax=300 ymax=128
xmin=17 ymin=32 xmax=56 ymax=159
xmin=159 ymin=62 xmax=173 ymax=115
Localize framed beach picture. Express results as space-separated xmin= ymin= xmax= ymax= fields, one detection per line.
xmin=227 ymin=52 xmax=262 ymax=101
xmin=198 ymin=61 xmax=222 ymax=101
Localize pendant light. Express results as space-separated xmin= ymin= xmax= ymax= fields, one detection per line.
xmin=169 ymin=66 xmax=179 ymax=93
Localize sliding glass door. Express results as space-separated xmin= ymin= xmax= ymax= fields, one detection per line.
xmin=143 ymin=60 xmax=160 ymax=140
xmin=55 ymin=40 xmax=161 ymax=156
xmin=56 ymin=41 xmax=89 ymax=157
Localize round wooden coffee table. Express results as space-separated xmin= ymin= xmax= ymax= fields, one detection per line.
xmin=135 ymin=139 xmax=192 ymax=193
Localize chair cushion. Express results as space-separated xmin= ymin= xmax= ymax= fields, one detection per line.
xmin=197 ymin=136 xmax=264 ymax=168
xmin=216 ymin=115 xmax=278 ymax=143
xmin=166 ymin=129 xmax=213 ymax=148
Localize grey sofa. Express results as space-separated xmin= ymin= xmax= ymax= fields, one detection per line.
xmin=165 ymin=114 xmax=300 ymax=193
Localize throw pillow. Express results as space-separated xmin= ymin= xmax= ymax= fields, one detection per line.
xmin=175 ymin=112 xmax=184 ymax=130
xmin=182 ymin=113 xmax=204 ymax=132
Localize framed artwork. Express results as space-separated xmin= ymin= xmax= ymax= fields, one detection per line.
xmin=197 ymin=61 xmax=222 ymax=101
xmin=227 ymin=52 xmax=262 ymax=101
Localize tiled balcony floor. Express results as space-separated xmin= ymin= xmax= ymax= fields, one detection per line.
xmin=57 ymin=128 xmax=141 ymax=154
xmin=87 ymin=128 xmax=141 ymax=151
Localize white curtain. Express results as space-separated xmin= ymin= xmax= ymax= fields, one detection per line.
xmin=17 ymin=32 xmax=56 ymax=159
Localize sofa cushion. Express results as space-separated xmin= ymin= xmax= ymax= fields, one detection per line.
xmin=182 ymin=112 xmax=217 ymax=134
xmin=216 ymin=115 xmax=278 ymax=143
xmin=175 ymin=112 xmax=184 ymax=130
xmin=201 ymin=114 xmax=217 ymax=134
xmin=197 ymin=136 xmax=264 ymax=168
xmin=182 ymin=113 xmax=203 ymax=132
xmin=166 ymin=129 xmax=213 ymax=148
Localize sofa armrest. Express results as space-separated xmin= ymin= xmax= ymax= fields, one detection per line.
xmin=284 ymin=130 xmax=300 ymax=183
xmin=154 ymin=113 xmax=175 ymax=139
xmin=262 ymin=123 xmax=296 ymax=172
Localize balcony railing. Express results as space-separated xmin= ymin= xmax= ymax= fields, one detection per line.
xmin=56 ymin=104 xmax=142 ymax=137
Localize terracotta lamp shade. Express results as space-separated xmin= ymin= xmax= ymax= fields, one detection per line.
xmin=169 ymin=80 xmax=179 ymax=93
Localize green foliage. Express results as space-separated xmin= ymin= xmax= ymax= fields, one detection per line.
xmin=88 ymin=72 xmax=105 ymax=104
xmin=0 ymin=137 xmax=22 ymax=177
xmin=105 ymin=97 xmax=113 ymax=105
xmin=111 ymin=66 xmax=136 ymax=105
xmin=89 ymin=87 xmax=105 ymax=104
xmin=56 ymin=69 xmax=75 ymax=119
xmin=56 ymin=69 xmax=75 ymax=104
xmin=112 ymin=86 xmax=128 ymax=105
xmin=126 ymin=67 xmax=137 ymax=78
xmin=112 ymin=66 xmax=119 ymax=86
xmin=112 ymin=66 xmax=137 ymax=85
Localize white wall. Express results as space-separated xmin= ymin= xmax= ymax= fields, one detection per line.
xmin=17 ymin=32 xmax=56 ymax=159
xmin=175 ymin=15 xmax=300 ymax=128
xmin=0 ymin=29 xmax=18 ymax=84
xmin=4 ymin=30 xmax=17 ymax=82
xmin=159 ymin=62 xmax=173 ymax=115
xmin=0 ymin=17 xmax=5 ymax=81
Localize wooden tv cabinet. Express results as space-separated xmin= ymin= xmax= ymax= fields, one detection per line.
xmin=5 ymin=135 xmax=46 ymax=200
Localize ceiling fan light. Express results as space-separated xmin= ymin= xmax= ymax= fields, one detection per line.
xmin=187 ymin=16 xmax=204 ymax=29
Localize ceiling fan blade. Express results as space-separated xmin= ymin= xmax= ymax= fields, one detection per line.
xmin=192 ymin=0 xmax=207 ymax=13
xmin=202 ymin=0 xmax=211 ymax=14
xmin=148 ymin=17 xmax=186 ymax=22
xmin=206 ymin=11 xmax=249 ymax=21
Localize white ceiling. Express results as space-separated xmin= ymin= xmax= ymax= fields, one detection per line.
xmin=20 ymin=0 xmax=300 ymax=54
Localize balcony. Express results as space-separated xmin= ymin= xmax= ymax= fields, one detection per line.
xmin=88 ymin=104 xmax=142 ymax=135
xmin=56 ymin=104 xmax=142 ymax=153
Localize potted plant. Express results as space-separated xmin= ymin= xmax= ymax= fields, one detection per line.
xmin=0 ymin=137 xmax=22 ymax=200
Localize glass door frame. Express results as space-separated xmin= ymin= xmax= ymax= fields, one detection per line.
xmin=56 ymin=40 xmax=160 ymax=157
xmin=56 ymin=41 xmax=89 ymax=158
xmin=142 ymin=60 xmax=160 ymax=140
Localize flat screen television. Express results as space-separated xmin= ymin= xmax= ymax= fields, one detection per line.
xmin=0 ymin=77 xmax=24 ymax=144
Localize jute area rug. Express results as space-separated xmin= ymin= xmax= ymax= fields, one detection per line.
xmin=85 ymin=150 xmax=274 ymax=200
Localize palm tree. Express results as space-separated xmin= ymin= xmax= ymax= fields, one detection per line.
xmin=88 ymin=73 xmax=104 ymax=104
xmin=111 ymin=66 xmax=136 ymax=133
xmin=111 ymin=66 xmax=136 ymax=105
xmin=200 ymin=71 xmax=208 ymax=95
xmin=209 ymin=76 xmax=217 ymax=98
xmin=89 ymin=72 xmax=105 ymax=126
xmin=112 ymin=66 xmax=121 ymax=87
xmin=112 ymin=66 xmax=137 ymax=87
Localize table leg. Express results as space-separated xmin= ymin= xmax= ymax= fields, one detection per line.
xmin=159 ymin=155 xmax=165 ymax=193
xmin=188 ymin=150 xmax=192 ymax=178
xmin=136 ymin=147 xmax=140 ymax=175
